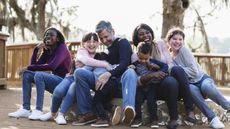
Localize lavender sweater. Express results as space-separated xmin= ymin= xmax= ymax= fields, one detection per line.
xmin=27 ymin=43 xmax=71 ymax=78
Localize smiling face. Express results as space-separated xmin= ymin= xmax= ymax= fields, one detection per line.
xmin=168 ymin=34 xmax=184 ymax=52
xmin=44 ymin=29 xmax=58 ymax=46
xmin=82 ymin=36 xmax=99 ymax=54
xmin=137 ymin=28 xmax=153 ymax=44
xmin=98 ymin=29 xmax=115 ymax=47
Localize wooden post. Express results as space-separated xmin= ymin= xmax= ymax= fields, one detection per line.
xmin=0 ymin=32 xmax=9 ymax=89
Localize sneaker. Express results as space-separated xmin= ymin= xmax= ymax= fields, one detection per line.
xmin=111 ymin=106 xmax=121 ymax=125
xmin=72 ymin=113 xmax=97 ymax=126
xmin=184 ymin=111 xmax=196 ymax=126
xmin=54 ymin=113 xmax=67 ymax=125
xmin=28 ymin=110 xmax=43 ymax=120
xmin=8 ymin=108 xmax=31 ymax=118
xmin=210 ymin=117 xmax=225 ymax=129
xmin=91 ymin=118 xmax=109 ymax=127
xmin=39 ymin=112 xmax=52 ymax=121
xmin=166 ymin=120 xmax=178 ymax=129
xmin=131 ymin=119 xmax=142 ymax=128
xmin=122 ymin=106 xmax=135 ymax=125
xmin=150 ymin=120 xmax=159 ymax=128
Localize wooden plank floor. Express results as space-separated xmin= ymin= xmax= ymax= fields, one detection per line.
xmin=1 ymin=87 xmax=230 ymax=129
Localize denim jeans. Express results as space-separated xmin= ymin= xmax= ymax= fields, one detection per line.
xmin=22 ymin=70 xmax=63 ymax=111
xmin=121 ymin=68 xmax=138 ymax=109
xmin=171 ymin=66 xmax=194 ymax=113
xmin=74 ymin=68 xmax=95 ymax=114
xmin=135 ymin=85 xmax=158 ymax=121
xmin=93 ymin=78 xmax=119 ymax=119
xmin=190 ymin=77 xmax=230 ymax=121
xmin=51 ymin=75 xmax=75 ymax=114
xmin=75 ymin=68 xmax=138 ymax=114
xmin=156 ymin=76 xmax=179 ymax=120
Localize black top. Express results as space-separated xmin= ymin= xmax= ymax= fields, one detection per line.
xmin=107 ymin=38 xmax=132 ymax=77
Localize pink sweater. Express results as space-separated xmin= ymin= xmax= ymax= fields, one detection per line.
xmin=156 ymin=39 xmax=174 ymax=69
xmin=75 ymin=48 xmax=108 ymax=68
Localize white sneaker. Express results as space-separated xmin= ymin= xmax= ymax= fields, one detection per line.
xmin=8 ymin=108 xmax=31 ymax=118
xmin=210 ymin=117 xmax=225 ymax=129
xmin=54 ymin=113 xmax=67 ymax=125
xmin=28 ymin=110 xmax=43 ymax=120
xmin=39 ymin=112 xmax=52 ymax=121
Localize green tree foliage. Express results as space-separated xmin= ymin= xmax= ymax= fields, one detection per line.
xmin=5 ymin=0 xmax=78 ymax=41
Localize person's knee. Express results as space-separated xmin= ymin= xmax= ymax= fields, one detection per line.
xmin=34 ymin=72 xmax=45 ymax=81
xmin=122 ymin=68 xmax=137 ymax=78
xmin=201 ymin=79 xmax=218 ymax=96
xmin=171 ymin=66 xmax=185 ymax=75
xmin=74 ymin=68 xmax=88 ymax=79
xmin=22 ymin=71 xmax=33 ymax=80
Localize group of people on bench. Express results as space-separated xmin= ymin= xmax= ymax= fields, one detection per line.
xmin=8 ymin=20 xmax=230 ymax=129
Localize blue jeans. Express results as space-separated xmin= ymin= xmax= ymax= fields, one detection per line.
xmin=171 ymin=66 xmax=194 ymax=113
xmin=121 ymin=68 xmax=138 ymax=109
xmin=190 ymin=77 xmax=230 ymax=121
xmin=156 ymin=76 xmax=179 ymax=120
xmin=22 ymin=70 xmax=63 ymax=111
xmin=51 ymin=75 xmax=76 ymax=114
xmin=74 ymin=68 xmax=138 ymax=114
xmin=75 ymin=68 xmax=95 ymax=114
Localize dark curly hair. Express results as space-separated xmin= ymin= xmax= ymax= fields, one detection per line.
xmin=137 ymin=42 xmax=152 ymax=55
xmin=132 ymin=23 xmax=154 ymax=47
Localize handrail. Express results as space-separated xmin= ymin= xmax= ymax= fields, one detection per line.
xmin=6 ymin=42 xmax=230 ymax=87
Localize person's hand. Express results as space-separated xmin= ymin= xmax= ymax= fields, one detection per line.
xmin=18 ymin=67 xmax=27 ymax=77
xmin=75 ymin=61 xmax=84 ymax=68
xmin=105 ymin=63 xmax=112 ymax=71
xmin=95 ymin=72 xmax=111 ymax=90
xmin=150 ymin=71 xmax=167 ymax=80
xmin=36 ymin=42 xmax=48 ymax=50
xmin=128 ymin=64 xmax=136 ymax=69
xmin=148 ymin=63 xmax=160 ymax=71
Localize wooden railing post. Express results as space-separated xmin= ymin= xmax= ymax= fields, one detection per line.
xmin=0 ymin=32 xmax=9 ymax=88
xmin=221 ymin=57 xmax=226 ymax=86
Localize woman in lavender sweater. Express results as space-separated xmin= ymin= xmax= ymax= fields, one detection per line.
xmin=166 ymin=27 xmax=230 ymax=129
xmin=8 ymin=27 xmax=71 ymax=120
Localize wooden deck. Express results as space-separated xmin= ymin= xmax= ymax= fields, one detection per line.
xmin=1 ymin=86 xmax=230 ymax=129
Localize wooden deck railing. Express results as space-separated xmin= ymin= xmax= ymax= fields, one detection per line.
xmin=6 ymin=42 xmax=230 ymax=87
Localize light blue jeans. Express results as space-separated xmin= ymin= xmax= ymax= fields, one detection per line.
xmin=190 ymin=77 xmax=230 ymax=121
xmin=51 ymin=75 xmax=76 ymax=114
xmin=74 ymin=67 xmax=138 ymax=114
xmin=22 ymin=70 xmax=63 ymax=111
xmin=121 ymin=68 xmax=138 ymax=109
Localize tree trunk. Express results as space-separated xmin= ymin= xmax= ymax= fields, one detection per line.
xmin=8 ymin=0 xmax=47 ymax=40
xmin=37 ymin=0 xmax=46 ymax=40
xmin=161 ymin=0 xmax=190 ymax=38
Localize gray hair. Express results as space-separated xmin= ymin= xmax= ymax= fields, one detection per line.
xmin=95 ymin=20 xmax=113 ymax=33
